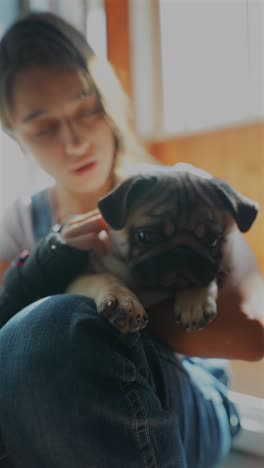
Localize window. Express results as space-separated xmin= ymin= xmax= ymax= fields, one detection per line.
xmin=85 ymin=0 xmax=107 ymax=59
xmin=0 ymin=0 xmax=31 ymax=216
xmin=130 ymin=0 xmax=264 ymax=139
xmin=0 ymin=0 xmax=19 ymax=39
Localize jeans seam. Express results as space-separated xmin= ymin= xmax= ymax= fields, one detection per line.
xmin=135 ymin=388 xmax=158 ymax=468
xmin=121 ymin=354 xmax=159 ymax=468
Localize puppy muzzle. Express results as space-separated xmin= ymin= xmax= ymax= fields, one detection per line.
xmin=129 ymin=247 xmax=219 ymax=290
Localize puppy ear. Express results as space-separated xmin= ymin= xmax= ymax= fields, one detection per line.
xmin=98 ymin=175 xmax=157 ymax=230
xmin=211 ymin=178 xmax=259 ymax=232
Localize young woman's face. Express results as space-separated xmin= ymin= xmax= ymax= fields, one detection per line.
xmin=10 ymin=65 xmax=116 ymax=193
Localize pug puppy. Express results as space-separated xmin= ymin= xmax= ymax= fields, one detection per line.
xmin=67 ymin=163 xmax=258 ymax=333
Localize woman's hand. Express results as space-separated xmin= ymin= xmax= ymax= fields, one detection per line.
xmin=60 ymin=209 xmax=110 ymax=256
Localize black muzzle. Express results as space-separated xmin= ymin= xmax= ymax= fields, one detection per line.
xmin=129 ymin=246 xmax=219 ymax=289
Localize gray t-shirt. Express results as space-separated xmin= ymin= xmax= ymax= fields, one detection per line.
xmin=0 ymin=189 xmax=53 ymax=263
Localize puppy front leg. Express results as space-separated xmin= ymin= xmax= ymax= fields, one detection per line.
xmin=66 ymin=273 xmax=148 ymax=333
xmin=173 ymin=281 xmax=218 ymax=331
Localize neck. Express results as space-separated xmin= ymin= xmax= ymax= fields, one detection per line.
xmin=50 ymin=176 xmax=114 ymax=223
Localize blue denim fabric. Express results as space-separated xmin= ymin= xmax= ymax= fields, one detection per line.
xmin=31 ymin=190 xmax=53 ymax=243
xmin=0 ymin=295 xmax=240 ymax=468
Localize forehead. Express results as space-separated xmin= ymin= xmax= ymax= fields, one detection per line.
xmin=126 ymin=176 xmax=226 ymax=229
xmin=11 ymin=65 xmax=93 ymax=124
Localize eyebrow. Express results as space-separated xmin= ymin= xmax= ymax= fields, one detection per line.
xmin=21 ymin=88 xmax=95 ymax=123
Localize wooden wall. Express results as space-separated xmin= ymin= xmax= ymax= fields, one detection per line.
xmin=105 ymin=0 xmax=132 ymax=96
xmin=105 ymin=0 xmax=264 ymax=271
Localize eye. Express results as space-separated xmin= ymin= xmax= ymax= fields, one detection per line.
xmin=134 ymin=229 xmax=161 ymax=245
xmin=209 ymin=238 xmax=219 ymax=248
xmin=78 ymin=108 xmax=99 ymax=120
xmin=204 ymin=230 xmax=222 ymax=248
xmin=77 ymin=103 xmax=103 ymax=124
xmin=33 ymin=122 xmax=59 ymax=137
xmin=35 ymin=128 xmax=54 ymax=137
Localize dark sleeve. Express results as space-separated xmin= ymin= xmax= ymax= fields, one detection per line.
xmin=0 ymin=233 xmax=89 ymax=329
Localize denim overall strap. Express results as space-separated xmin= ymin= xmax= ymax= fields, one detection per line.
xmin=31 ymin=190 xmax=54 ymax=242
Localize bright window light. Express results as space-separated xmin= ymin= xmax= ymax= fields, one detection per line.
xmin=130 ymin=0 xmax=263 ymax=139
xmin=29 ymin=0 xmax=51 ymax=10
xmin=159 ymin=0 xmax=261 ymax=134
xmin=86 ymin=0 xmax=107 ymax=58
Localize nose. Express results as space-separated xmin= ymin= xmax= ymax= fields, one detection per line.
xmin=130 ymin=248 xmax=219 ymax=289
xmin=61 ymin=119 xmax=90 ymax=157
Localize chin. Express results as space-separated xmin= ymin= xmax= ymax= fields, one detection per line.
xmin=71 ymin=174 xmax=111 ymax=195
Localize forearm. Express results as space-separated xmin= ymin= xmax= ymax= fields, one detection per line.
xmin=147 ymin=283 xmax=264 ymax=361
xmin=0 ymin=233 xmax=89 ymax=329
xmin=147 ymin=231 xmax=264 ymax=361
xmin=0 ymin=211 xmax=109 ymax=329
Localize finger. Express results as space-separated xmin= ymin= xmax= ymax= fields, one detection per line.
xmin=65 ymin=212 xmax=102 ymax=228
xmin=98 ymin=230 xmax=111 ymax=252
xmin=65 ymin=232 xmax=110 ymax=256
xmin=62 ymin=215 xmax=108 ymax=239
xmin=66 ymin=209 xmax=101 ymax=225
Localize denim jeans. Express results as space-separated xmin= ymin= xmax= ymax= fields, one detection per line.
xmin=0 ymin=294 xmax=240 ymax=467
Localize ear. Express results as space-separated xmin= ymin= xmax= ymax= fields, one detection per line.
xmin=98 ymin=175 xmax=157 ymax=230
xmin=211 ymin=178 xmax=259 ymax=232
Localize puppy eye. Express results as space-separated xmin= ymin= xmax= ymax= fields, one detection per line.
xmin=134 ymin=229 xmax=161 ymax=245
xmin=204 ymin=231 xmax=221 ymax=248
xmin=209 ymin=239 xmax=219 ymax=248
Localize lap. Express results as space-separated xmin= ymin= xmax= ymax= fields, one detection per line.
xmin=0 ymin=294 xmax=239 ymax=468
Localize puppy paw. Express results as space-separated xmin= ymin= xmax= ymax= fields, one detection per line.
xmin=98 ymin=293 xmax=148 ymax=333
xmin=174 ymin=282 xmax=218 ymax=331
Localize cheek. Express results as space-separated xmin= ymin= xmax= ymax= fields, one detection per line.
xmin=27 ymin=142 xmax=64 ymax=175
xmin=17 ymin=134 xmax=48 ymax=161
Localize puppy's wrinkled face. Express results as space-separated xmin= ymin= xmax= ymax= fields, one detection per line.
xmin=99 ymin=165 xmax=258 ymax=290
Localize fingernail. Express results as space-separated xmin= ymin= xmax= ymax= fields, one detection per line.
xmin=98 ymin=230 xmax=108 ymax=242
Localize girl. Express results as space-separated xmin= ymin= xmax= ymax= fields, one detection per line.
xmin=0 ymin=12 xmax=263 ymax=468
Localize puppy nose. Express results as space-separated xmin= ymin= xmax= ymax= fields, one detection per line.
xmin=131 ymin=248 xmax=219 ymax=289
xmin=169 ymin=247 xmax=219 ymax=286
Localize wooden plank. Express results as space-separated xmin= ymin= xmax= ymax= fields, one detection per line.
xmin=105 ymin=0 xmax=132 ymax=96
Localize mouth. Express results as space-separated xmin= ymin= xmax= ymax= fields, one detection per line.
xmin=71 ymin=161 xmax=97 ymax=175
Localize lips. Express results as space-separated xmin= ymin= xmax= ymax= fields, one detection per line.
xmin=71 ymin=161 xmax=97 ymax=174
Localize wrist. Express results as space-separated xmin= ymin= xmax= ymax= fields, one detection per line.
xmin=34 ymin=232 xmax=89 ymax=293
xmin=3 ymin=232 xmax=89 ymax=308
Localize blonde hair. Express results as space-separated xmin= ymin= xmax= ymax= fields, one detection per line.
xmin=0 ymin=12 xmax=156 ymax=182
